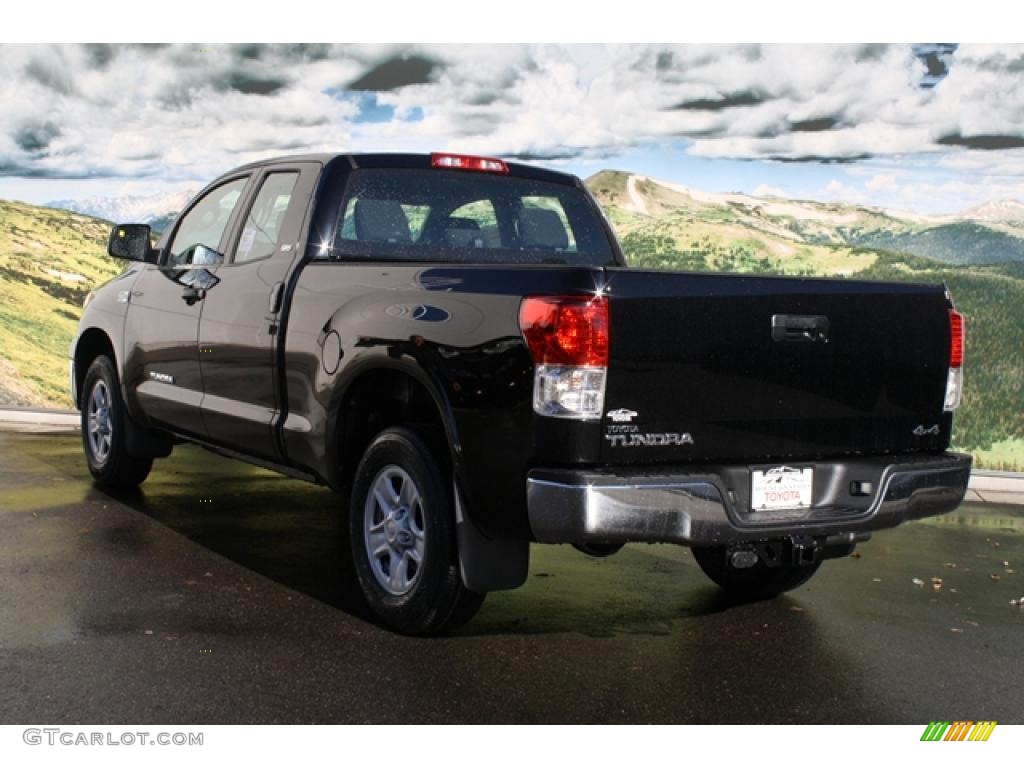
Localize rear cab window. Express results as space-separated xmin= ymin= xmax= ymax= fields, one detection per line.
xmin=331 ymin=169 xmax=613 ymax=266
xmin=235 ymin=172 xmax=299 ymax=263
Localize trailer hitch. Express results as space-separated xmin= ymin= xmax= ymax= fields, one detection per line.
xmin=727 ymin=532 xmax=871 ymax=569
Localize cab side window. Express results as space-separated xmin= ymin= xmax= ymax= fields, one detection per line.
xmin=166 ymin=178 xmax=248 ymax=267
xmin=234 ymin=172 xmax=299 ymax=263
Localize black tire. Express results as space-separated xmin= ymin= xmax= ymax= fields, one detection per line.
xmin=692 ymin=546 xmax=821 ymax=601
xmin=349 ymin=426 xmax=484 ymax=636
xmin=81 ymin=356 xmax=153 ymax=489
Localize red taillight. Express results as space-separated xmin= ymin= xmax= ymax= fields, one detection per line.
xmin=519 ymin=295 xmax=609 ymax=367
xmin=949 ymin=309 xmax=964 ymax=368
xmin=431 ymin=152 xmax=509 ymax=174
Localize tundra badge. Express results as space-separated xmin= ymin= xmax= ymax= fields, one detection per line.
xmin=605 ymin=432 xmax=694 ymax=448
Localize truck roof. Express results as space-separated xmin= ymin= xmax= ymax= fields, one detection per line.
xmin=229 ymin=152 xmax=581 ymax=187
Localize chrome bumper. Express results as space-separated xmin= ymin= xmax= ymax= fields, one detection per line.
xmin=526 ymin=452 xmax=972 ymax=547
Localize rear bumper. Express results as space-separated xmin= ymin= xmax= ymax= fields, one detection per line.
xmin=526 ymin=452 xmax=972 ymax=547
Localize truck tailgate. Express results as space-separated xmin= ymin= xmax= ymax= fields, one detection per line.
xmin=601 ymin=268 xmax=953 ymax=464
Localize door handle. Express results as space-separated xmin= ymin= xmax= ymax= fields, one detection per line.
xmin=182 ymin=286 xmax=206 ymax=306
xmin=268 ymin=282 xmax=284 ymax=314
xmin=771 ymin=314 xmax=829 ymax=343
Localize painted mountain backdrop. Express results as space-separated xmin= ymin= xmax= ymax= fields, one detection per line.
xmin=589 ymin=171 xmax=1024 ymax=269
xmin=0 ymin=200 xmax=121 ymax=405
xmin=1 ymin=172 xmax=1021 ymax=470
xmin=47 ymin=188 xmax=196 ymax=235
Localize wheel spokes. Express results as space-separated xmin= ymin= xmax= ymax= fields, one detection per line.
xmin=364 ymin=465 xmax=426 ymax=596
xmin=409 ymin=500 xmax=425 ymax=540
xmin=367 ymin=526 xmax=390 ymax=555
xmin=87 ymin=380 xmax=113 ymax=462
xmin=372 ymin=488 xmax=392 ymax=517
xmin=391 ymin=551 xmax=410 ymax=591
xmin=385 ymin=474 xmax=401 ymax=505
xmin=398 ymin=477 xmax=418 ymax=509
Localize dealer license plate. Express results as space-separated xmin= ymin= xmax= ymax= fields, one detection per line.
xmin=751 ymin=466 xmax=814 ymax=511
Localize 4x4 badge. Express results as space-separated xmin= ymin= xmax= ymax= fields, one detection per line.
xmin=913 ymin=424 xmax=940 ymax=436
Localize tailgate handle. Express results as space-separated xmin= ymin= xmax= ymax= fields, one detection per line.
xmin=772 ymin=314 xmax=829 ymax=343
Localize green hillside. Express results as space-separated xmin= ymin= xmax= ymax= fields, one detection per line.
xmin=588 ymin=170 xmax=1024 ymax=267
xmin=852 ymin=222 xmax=1024 ymax=265
xmin=0 ymin=200 xmax=122 ymax=407
xmin=856 ymin=253 xmax=1024 ymax=461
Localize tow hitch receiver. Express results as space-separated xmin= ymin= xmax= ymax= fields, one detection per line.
xmin=727 ymin=533 xmax=870 ymax=569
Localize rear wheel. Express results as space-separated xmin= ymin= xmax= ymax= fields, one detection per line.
xmin=349 ymin=426 xmax=484 ymax=635
xmin=81 ymin=356 xmax=153 ymax=488
xmin=692 ymin=545 xmax=821 ymax=600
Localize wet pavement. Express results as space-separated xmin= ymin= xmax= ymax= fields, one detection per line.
xmin=0 ymin=431 xmax=1021 ymax=724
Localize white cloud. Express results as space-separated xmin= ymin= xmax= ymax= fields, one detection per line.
xmin=813 ymin=167 xmax=1024 ymax=214
xmin=754 ymin=184 xmax=786 ymax=197
xmin=2 ymin=43 xmax=1024 ymax=216
xmin=866 ymin=173 xmax=897 ymax=190
xmin=893 ymin=178 xmax=1024 ymax=213
xmin=823 ymin=179 xmax=868 ymax=204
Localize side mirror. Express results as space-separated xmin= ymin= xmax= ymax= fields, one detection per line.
xmin=188 ymin=244 xmax=223 ymax=267
xmin=108 ymin=224 xmax=155 ymax=262
xmin=174 ymin=267 xmax=220 ymax=291
xmin=174 ymin=268 xmax=220 ymax=306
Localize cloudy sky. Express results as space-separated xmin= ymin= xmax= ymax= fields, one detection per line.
xmin=2 ymin=43 xmax=1024 ymax=213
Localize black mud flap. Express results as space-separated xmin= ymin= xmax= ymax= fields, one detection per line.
xmin=455 ymin=480 xmax=529 ymax=592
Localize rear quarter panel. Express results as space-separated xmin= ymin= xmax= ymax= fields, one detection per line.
xmin=282 ymin=263 xmax=608 ymax=538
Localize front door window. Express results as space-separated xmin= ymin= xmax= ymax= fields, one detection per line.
xmin=166 ymin=178 xmax=248 ymax=266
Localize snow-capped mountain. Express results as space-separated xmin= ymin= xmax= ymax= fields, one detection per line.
xmin=961 ymin=199 xmax=1024 ymax=224
xmin=46 ymin=188 xmax=197 ymax=230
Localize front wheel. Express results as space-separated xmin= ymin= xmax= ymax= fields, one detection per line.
xmin=692 ymin=545 xmax=821 ymax=601
xmin=349 ymin=427 xmax=484 ymax=635
xmin=81 ymin=356 xmax=153 ymax=488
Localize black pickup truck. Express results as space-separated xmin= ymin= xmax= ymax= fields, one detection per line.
xmin=71 ymin=152 xmax=971 ymax=634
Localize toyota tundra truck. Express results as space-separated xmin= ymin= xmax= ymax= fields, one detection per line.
xmin=70 ymin=152 xmax=972 ymax=635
